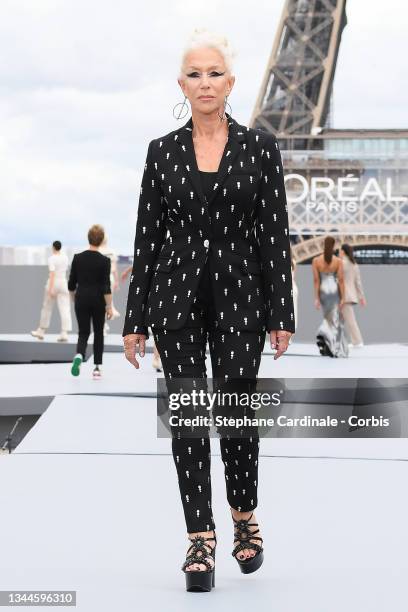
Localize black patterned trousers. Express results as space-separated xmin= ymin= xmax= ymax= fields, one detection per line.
xmin=152 ymin=258 xmax=266 ymax=533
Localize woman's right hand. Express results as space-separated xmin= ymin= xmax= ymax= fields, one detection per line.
xmin=123 ymin=333 xmax=146 ymax=369
xmin=314 ymin=298 xmax=321 ymax=309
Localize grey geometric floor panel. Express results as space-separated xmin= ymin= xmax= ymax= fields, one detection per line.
xmin=0 ymin=333 xmax=130 ymax=364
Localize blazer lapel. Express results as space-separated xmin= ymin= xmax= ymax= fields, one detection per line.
xmin=174 ymin=115 xmax=206 ymax=207
xmin=174 ymin=112 xmax=246 ymax=210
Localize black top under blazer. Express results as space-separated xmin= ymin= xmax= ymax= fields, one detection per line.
xmin=122 ymin=112 xmax=295 ymax=339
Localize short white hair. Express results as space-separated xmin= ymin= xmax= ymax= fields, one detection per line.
xmin=179 ymin=28 xmax=237 ymax=78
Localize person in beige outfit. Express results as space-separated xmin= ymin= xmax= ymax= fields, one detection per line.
xmin=340 ymin=243 xmax=367 ymax=347
xmin=31 ymin=240 xmax=72 ymax=342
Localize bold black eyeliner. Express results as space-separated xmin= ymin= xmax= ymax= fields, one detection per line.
xmin=186 ymin=71 xmax=225 ymax=78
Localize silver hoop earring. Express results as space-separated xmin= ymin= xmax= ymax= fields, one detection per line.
xmin=217 ymin=96 xmax=232 ymax=121
xmin=173 ymin=96 xmax=190 ymax=120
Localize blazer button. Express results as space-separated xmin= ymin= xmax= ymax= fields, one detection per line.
xmin=203 ymin=239 xmax=209 ymax=248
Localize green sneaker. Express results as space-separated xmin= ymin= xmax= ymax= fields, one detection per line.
xmin=71 ymin=353 xmax=83 ymax=376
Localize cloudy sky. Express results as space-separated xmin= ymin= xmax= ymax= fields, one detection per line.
xmin=0 ymin=0 xmax=406 ymax=254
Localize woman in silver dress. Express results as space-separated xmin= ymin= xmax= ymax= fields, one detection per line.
xmin=312 ymin=236 xmax=349 ymax=358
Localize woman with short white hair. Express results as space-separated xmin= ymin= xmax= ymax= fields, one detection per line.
xmin=123 ymin=28 xmax=295 ymax=591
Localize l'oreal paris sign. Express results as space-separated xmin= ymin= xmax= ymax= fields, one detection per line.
xmin=285 ymin=173 xmax=407 ymax=211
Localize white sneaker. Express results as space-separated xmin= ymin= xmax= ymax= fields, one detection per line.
xmin=152 ymin=355 xmax=162 ymax=371
xmin=111 ymin=306 xmax=121 ymax=320
xmin=92 ymin=366 xmax=102 ymax=379
xmin=57 ymin=332 xmax=69 ymax=342
xmin=354 ymin=343 xmax=364 ymax=348
xmin=31 ymin=328 xmax=45 ymax=340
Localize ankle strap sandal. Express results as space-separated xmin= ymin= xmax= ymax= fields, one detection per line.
xmin=231 ymin=511 xmax=264 ymax=574
xmin=182 ymin=534 xmax=217 ymax=592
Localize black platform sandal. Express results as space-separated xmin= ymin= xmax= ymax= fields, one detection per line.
xmin=181 ymin=533 xmax=217 ymax=592
xmin=316 ymin=335 xmax=333 ymax=357
xmin=231 ymin=511 xmax=264 ymax=574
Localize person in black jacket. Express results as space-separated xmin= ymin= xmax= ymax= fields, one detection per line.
xmin=68 ymin=224 xmax=113 ymax=378
xmin=122 ymin=30 xmax=295 ymax=591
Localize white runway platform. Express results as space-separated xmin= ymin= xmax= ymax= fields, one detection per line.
xmin=0 ymin=336 xmax=407 ymax=610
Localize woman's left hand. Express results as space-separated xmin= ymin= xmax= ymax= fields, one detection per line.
xmin=270 ymin=330 xmax=291 ymax=360
xmin=106 ymin=305 xmax=113 ymax=320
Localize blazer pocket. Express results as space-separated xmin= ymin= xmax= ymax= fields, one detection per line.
xmin=155 ymin=257 xmax=175 ymax=272
xmin=241 ymin=260 xmax=262 ymax=275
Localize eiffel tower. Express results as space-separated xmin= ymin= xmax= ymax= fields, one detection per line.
xmin=250 ymin=0 xmax=408 ymax=263
xmin=250 ymin=0 xmax=347 ymax=140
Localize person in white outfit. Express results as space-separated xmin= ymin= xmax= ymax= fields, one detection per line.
xmin=31 ymin=240 xmax=72 ymax=341
xmin=340 ymin=243 xmax=367 ymax=347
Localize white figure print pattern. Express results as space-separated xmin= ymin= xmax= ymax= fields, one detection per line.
xmin=153 ymin=258 xmax=265 ymax=533
xmin=122 ymin=112 xmax=295 ymax=339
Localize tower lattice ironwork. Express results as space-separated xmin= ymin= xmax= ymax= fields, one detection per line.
xmin=250 ymin=0 xmax=347 ymax=140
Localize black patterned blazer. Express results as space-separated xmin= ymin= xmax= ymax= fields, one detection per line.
xmin=122 ymin=112 xmax=295 ymax=339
